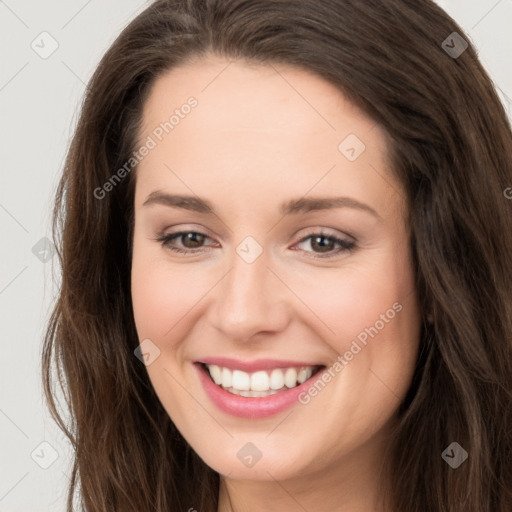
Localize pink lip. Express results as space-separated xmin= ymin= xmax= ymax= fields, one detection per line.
xmin=195 ymin=362 xmax=324 ymax=419
xmin=197 ymin=357 xmax=321 ymax=373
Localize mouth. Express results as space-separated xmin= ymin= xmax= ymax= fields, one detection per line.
xmin=194 ymin=360 xmax=327 ymax=418
xmin=200 ymin=362 xmax=324 ymax=397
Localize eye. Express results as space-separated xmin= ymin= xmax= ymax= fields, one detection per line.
xmin=154 ymin=229 xmax=356 ymax=259
xmin=293 ymin=230 xmax=356 ymax=259
xmin=154 ymin=231 xmax=216 ymax=254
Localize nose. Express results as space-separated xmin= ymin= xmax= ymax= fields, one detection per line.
xmin=205 ymin=247 xmax=291 ymax=342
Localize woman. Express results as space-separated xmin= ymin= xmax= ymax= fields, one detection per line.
xmin=42 ymin=1 xmax=512 ymax=511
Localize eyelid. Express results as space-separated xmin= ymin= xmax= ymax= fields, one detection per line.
xmin=155 ymin=226 xmax=356 ymax=259
xmin=296 ymin=226 xmax=356 ymax=243
xmin=159 ymin=225 xmax=355 ymax=242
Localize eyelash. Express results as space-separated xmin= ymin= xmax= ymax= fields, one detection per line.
xmin=154 ymin=229 xmax=356 ymax=260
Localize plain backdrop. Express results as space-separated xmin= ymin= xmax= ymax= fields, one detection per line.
xmin=1 ymin=1 xmax=511 ymax=510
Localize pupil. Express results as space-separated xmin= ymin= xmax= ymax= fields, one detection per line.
xmin=184 ymin=233 xmax=203 ymax=248
xmin=312 ymin=236 xmax=332 ymax=252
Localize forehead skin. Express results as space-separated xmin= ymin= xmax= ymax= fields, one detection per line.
xmin=134 ymin=55 xmax=405 ymax=233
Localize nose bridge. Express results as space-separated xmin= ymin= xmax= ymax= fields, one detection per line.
xmin=209 ymin=239 xmax=289 ymax=341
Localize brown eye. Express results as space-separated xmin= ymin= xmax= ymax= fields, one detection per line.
xmin=180 ymin=232 xmax=206 ymax=248
xmin=294 ymin=231 xmax=356 ymax=259
xmin=155 ymin=230 xmax=214 ymax=255
xmin=309 ymin=235 xmax=336 ymax=253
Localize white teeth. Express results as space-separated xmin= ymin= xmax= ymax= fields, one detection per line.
xmin=297 ymin=367 xmax=313 ymax=384
xmin=205 ymin=364 xmax=318 ymax=395
xmin=232 ymin=370 xmax=250 ymax=391
xmin=238 ymin=389 xmax=279 ymax=397
xmin=251 ymin=371 xmax=270 ymax=391
xmin=209 ymin=365 xmax=222 ymax=385
xmin=270 ymin=368 xmax=285 ymax=390
xmin=284 ymin=368 xmax=297 ymax=388
xmin=221 ymin=367 xmax=232 ymax=388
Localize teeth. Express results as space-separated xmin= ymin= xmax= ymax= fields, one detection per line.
xmin=251 ymin=371 xmax=270 ymax=391
xmin=284 ymin=368 xmax=297 ymax=388
xmin=221 ymin=367 xmax=232 ymax=388
xmin=205 ymin=364 xmax=318 ymax=394
xmin=238 ymin=389 xmax=279 ymax=397
xmin=232 ymin=370 xmax=250 ymax=391
xmin=270 ymin=368 xmax=285 ymax=390
xmin=209 ymin=365 xmax=222 ymax=385
xmin=297 ymin=367 xmax=313 ymax=384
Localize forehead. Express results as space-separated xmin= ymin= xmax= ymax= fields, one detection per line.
xmin=134 ymin=56 xmax=402 ymax=221
xmin=140 ymin=55 xmax=376 ymax=144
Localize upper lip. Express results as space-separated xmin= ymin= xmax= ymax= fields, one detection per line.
xmin=197 ymin=357 xmax=324 ymax=373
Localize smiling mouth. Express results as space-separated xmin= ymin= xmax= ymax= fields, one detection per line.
xmin=200 ymin=363 xmax=325 ymax=397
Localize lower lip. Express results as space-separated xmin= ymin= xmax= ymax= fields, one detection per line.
xmin=195 ymin=363 xmax=322 ymax=419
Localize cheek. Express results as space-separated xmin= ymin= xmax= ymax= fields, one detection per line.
xmin=130 ymin=247 xmax=204 ymax=420
xmin=285 ymin=250 xmax=420 ymax=393
xmin=291 ymin=265 xmax=419 ymax=443
xmin=131 ymin=245 xmax=205 ymax=342
xmin=287 ymin=263 xmax=408 ymax=348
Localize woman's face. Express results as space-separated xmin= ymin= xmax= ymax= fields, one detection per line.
xmin=131 ymin=56 xmax=421 ymax=483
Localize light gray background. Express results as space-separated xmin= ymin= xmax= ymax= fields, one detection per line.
xmin=1 ymin=1 xmax=511 ymax=511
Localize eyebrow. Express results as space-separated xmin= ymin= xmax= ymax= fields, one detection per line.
xmin=142 ymin=191 xmax=381 ymax=219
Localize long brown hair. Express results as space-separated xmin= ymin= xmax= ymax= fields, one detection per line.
xmin=42 ymin=1 xmax=512 ymax=510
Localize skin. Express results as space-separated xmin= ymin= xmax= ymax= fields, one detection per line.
xmin=131 ymin=55 xmax=422 ymax=512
